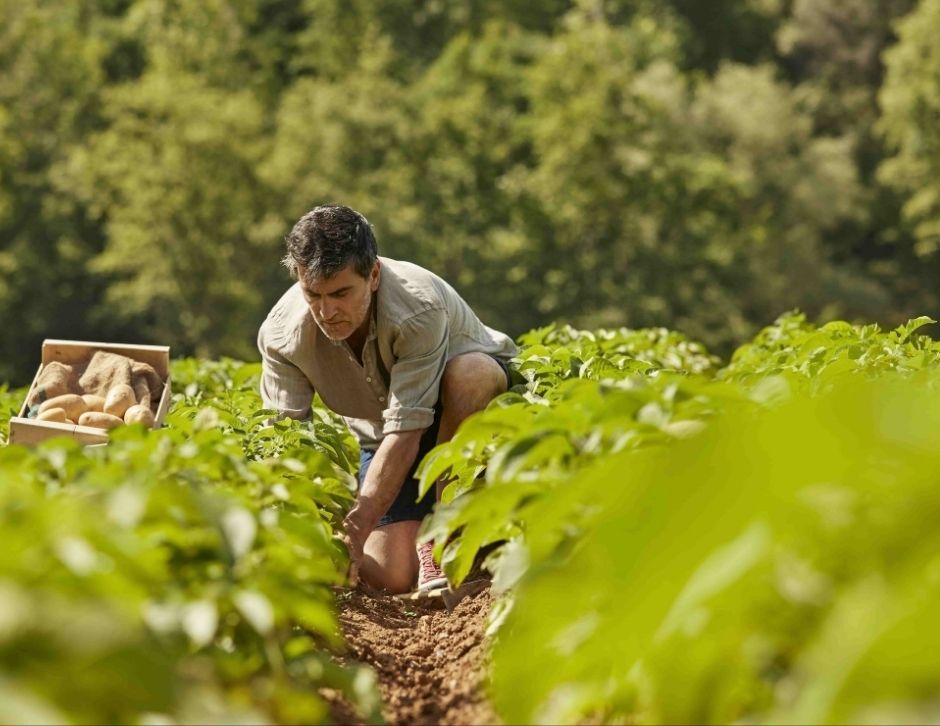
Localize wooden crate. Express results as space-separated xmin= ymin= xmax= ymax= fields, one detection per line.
xmin=9 ymin=339 xmax=171 ymax=446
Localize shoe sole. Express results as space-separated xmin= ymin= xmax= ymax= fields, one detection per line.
xmin=394 ymin=580 xmax=489 ymax=612
xmin=417 ymin=576 xmax=448 ymax=593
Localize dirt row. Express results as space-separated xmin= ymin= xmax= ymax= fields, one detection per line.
xmin=325 ymin=586 xmax=497 ymax=725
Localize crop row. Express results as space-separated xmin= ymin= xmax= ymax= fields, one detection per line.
xmin=419 ymin=312 xmax=940 ymax=723
xmin=0 ymin=360 xmax=380 ymax=724
xmin=1 ymin=311 xmax=938 ymax=724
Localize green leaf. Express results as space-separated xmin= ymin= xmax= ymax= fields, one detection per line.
xmin=234 ymin=590 xmax=275 ymax=636
xmin=893 ymin=315 xmax=937 ymax=344
xmin=221 ymin=507 xmax=257 ymax=560
xmin=182 ymin=600 xmax=219 ymax=648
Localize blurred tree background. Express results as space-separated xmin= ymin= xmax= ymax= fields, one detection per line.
xmin=1 ymin=0 xmax=937 ymax=384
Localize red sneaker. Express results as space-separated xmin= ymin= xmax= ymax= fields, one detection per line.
xmin=416 ymin=541 xmax=448 ymax=592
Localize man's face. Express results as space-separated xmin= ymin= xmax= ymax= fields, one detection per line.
xmin=298 ymin=261 xmax=380 ymax=342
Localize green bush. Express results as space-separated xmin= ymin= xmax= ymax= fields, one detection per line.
xmin=3 ymin=316 xmax=939 ymax=724
xmin=417 ymin=312 xmax=940 ymax=724
xmin=0 ymin=359 xmax=380 ymax=725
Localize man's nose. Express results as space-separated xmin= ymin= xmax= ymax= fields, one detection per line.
xmin=319 ymin=298 xmax=336 ymax=320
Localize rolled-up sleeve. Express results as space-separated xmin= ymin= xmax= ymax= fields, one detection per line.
xmin=257 ymin=322 xmax=313 ymax=420
xmin=382 ymin=309 xmax=448 ymax=434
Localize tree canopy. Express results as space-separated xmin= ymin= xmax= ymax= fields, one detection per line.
xmin=0 ymin=0 xmax=935 ymax=383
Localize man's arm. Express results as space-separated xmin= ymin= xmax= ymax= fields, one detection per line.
xmin=342 ymin=429 xmax=423 ymax=585
xmin=343 ymin=309 xmax=448 ymax=585
xmin=257 ymin=323 xmax=313 ymax=420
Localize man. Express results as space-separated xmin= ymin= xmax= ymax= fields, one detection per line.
xmin=258 ymin=204 xmax=517 ymax=594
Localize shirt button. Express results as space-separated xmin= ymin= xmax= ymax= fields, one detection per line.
xmin=366 ymin=377 xmax=372 ymax=383
xmin=379 ymin=396 xmax=386 ymax=402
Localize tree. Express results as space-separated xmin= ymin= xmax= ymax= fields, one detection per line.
xmin=879 ymin=0 xmax=940 ymax=259
xmin=378 ymin=21 xmax=539 ymax=332
xmin=0 ymin=0 xmax=120 ymax=385
xmin=261 ymin=27 xmax=414 ymax=241
xmin=504 ymin=8 xmax=886 ymax=351
xmin=59 ymin=65 xmax=275 ymax=359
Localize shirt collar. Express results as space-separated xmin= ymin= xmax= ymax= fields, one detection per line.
xmin=366 ymin=295 xmax=378 ymax=342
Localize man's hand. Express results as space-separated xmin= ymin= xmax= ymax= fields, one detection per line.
xmin=341 ymin=507 xmax=371 ymax=587
xmin=340 ymin=430 xmax=424 ymax=589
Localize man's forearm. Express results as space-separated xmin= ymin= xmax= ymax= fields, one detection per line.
xmin=347 ymin=430 xmax=424 ymax=534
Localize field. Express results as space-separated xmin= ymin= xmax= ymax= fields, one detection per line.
xmin=2 ymin=311 xmax=940 ymax=725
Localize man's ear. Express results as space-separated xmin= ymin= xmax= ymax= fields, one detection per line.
xmin=370 ymin=260 xmax=381 ymax=292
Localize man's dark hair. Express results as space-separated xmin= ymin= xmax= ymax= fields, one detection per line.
xmin=282 ymin=204 xmax=378 ymax=281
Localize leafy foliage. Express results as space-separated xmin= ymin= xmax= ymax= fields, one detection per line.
xmin=415 ymin=311 xmax=940 ymax=724
xmin=879 ymin=0 xmax=940 ymax=256
xmin=515 ymin=323 xmax=720 ymax=395
xmin=3 ymin=314 xmax=940 ymax=723
xmin=491 ymin=376 xmax=940 ymax=725
xmin=720 ymin=311 xmax=940 ymax=385
xmin=0 ymin=0 xmax=936 ymax=384
xmin=0 ymin=382 xmax=26 ymax=446
xmin=59 ymin=68 xmax=276 ymax=360
xmin=0 ymin=358 xmax=379 ymax=725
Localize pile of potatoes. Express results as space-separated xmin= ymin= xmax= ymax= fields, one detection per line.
xmin=36 ymin=384 xmax=155 ymax=430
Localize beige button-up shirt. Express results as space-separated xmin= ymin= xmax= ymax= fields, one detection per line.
xmin=257 ymin=257 xmax=518 ymax=449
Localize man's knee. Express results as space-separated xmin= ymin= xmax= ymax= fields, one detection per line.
xmin=360 ymin=559 xmax=414 ymax=594
xmin=441 ymin=353 xmax=508 ymax=411
xmin=360 ymin=521 xmax=420 ymax=594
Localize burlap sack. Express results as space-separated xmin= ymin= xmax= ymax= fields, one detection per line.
xmin=26 ymin=361 xmax=77 ymax=407
xmin=131 ymin=361 xmax=163 ymax=409
xmin=78 ymin=351 xmax=135 ymax=399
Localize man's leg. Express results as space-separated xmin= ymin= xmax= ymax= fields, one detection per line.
xmin=413 ymin=352 xmax=509 ymax=589
xmin=356 ymin=352 xmax=509 ymax=594
xmin=360 ymin=520 xmax=420 ymax=594
xmin=435 ymin=352 xmax=510 ymax=498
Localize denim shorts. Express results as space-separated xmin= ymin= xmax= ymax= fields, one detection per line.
xmin=358 ymin=356 xmax=512 ymax=527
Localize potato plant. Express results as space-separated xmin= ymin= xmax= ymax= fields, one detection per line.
xmin=418 ymin=312 xmax=940 ymax=724
xmin=2 ymin=314 xmax=939 ymax=725
xmin=0 ymin=359 xmax=380 ymax=725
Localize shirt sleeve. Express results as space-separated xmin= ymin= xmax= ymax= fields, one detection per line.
xmin=257 ymin=322 xmax=314 ymax=421
xmin=382 ymin=308 xmax=448 ymax=434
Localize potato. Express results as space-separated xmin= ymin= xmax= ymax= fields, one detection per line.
xmin=123 ymin=404 xmax=155 ymax=427
xmin=37 ymin=407 xmax=68 ymax=423
xmin=104 ymin=384 xmax=136 ymax=418
xmin=81 ymin=394 xmax=105 ymax=412
xmin=39 ymin=394 xmax=87 ymax=421
xmin=78 ymin=411 xmax=124 ymax=430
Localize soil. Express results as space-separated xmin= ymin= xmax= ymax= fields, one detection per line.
xmin=326 ymin=585 xmax=498 ymax=725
